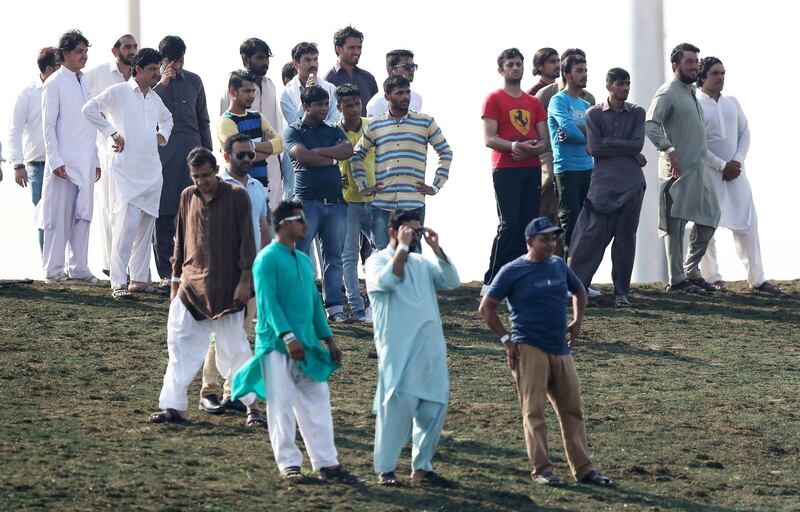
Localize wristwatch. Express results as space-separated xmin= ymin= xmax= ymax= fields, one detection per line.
xmin=500 ymin=333 xmax=511 ymax=344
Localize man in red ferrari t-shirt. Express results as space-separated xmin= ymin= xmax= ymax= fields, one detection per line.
xmin=481 ymin=48 xmax=550 ymax=294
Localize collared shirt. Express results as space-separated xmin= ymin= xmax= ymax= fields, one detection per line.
xmin=172 ymin=180 xmax=256 ymax=320
xmin=41 ymin=67 xmax=100 ymax=177
xmin=698 ymin=91 xmax=754 ymax=231
xmin=351 ymin=111 xmax=453 ymax=211
xmin=646 ymin=79 xmax=720 ymax=230
xmin=218 ymin=167 xmax=269 ymax=249
xmin=584 ymin=101 xmax=647 ymax=212
xmin=337 ymin=117 xmax=375 ymax=203
xmin=230 ymin=241 xmax=337 ymax=402
xmin=366 ymin=246 xmax=460 ymax=406
xmin=153 ymin=69 xmax=212 ymax=148
xmin=548 ymin=91 xmax=593 ymax=173
xmin=527 ymin=79 xmax=553 ymax=97
xmin=280 ymin=75 xmax=341 ymax=126
xmin=324 ymin=63 xmax=379 ymax=117
xmin=366 ymin=90 xmax=423 ymax=117
xmin=82 ymin=78 xmax=174 ymax=217
xmin=8 ymin=81 xmax=46 ymax=165
xmin=283 ymin=119 xmax=348 ymax=201
xmin=84 ymin=61 xmax=127 ymax=97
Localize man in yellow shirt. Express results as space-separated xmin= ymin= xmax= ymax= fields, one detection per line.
xmin=336 ymin=84 xmax=381 ymax=323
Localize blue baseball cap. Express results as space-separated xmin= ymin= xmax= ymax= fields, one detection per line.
xmin=524 ymin=217 xmax=563 ymax=237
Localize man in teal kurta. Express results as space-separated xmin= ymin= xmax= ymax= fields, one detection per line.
xmin=645 ymin=43 xmax=721 ymax=292
xmin=231 ymin=200 xmax=360 ymax=484
xmin=366 ymin=209 xmax=460 ymax=486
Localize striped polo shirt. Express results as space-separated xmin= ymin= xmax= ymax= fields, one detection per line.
xmin=351 ymin=110 xmax=452 ymax=211
xmin=217 ymin=110 xmax=283 ymax=180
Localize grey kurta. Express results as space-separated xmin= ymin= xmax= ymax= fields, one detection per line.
xmin=154 ymin=69 xmax=212 ymax=216
xmin=645 ymin=79 xmax=720 ymax=233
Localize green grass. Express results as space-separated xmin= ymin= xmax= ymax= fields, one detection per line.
xmin=1 ymin=280 xmax=799 ymax=511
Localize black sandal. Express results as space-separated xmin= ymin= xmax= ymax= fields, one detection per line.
xmin=580 ymin=469 xmax=614 ymax=486
xmin=246 ymin=410 xmax=267 ymax=428
xmin=532 ymin=470 xmax=565 ymax=486
xmin=280 ymin=466 xmax=305 ymax=482
xmin=378 ymin=472 xmax=399 ymax=486
xmin=149 ymin=408 xmax=187 ymax=424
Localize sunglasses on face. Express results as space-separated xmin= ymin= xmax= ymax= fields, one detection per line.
xmin=394 ymin=63 xmax=418 ymax=72
xmin=234 ymin=151 xmax=256 ymax=160
xmin=280 ymin=214 xmax=307 ymax=225
xmin=414 ymin=227 xmax=426 ymax=237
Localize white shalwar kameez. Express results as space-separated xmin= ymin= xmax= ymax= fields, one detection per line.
xmin=697 ymin=91 xmax=766 ymax=286
xmin=82 ymin=79 xmax=173 ymax=287
xmin=38 ymin=67 xmax=100 ymax=279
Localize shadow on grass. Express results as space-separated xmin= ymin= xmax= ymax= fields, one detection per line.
xmin=566 ymin=483 xmax=741 ymax=512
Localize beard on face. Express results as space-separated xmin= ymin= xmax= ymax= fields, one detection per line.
xmin=677 ymin=69 xmax=696 ymax=84
xmin=120 ymin=54 xmax=134 ymax=66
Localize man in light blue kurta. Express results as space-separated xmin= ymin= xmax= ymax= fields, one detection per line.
xmin=366 ymin=208 xmax=460 ymax=485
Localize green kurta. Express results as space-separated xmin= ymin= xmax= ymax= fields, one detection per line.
xmin=645 ymin=79 xmax=720 ymax=234
xmin=231 ymin=242 xmax=337 ymax=401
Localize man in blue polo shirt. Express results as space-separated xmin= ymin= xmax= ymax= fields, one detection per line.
xmin=548 ymin=54 xmax=593 ymax=259
xmin=283 ymin=85 xmax=354 ymax=323
xmin=479 ymin=217 xmax=612 ymax=488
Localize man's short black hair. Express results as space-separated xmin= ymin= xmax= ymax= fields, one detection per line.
xmin=57 ymin=30 xmax=90 ymax=60
xmin=606 ymin=67 xmax=630 ymax=84
xmin=386 ymin=49 xmax=414 ymax=68
xmin=533 ymin=47 xmax=558 ymax=76
xmin=158 ymin=35 xmax=186 ymax=61
xmin=301 ymin=85 xmax=329 ymax=105
xmin=383 ymin=75 xmax=410 ymax=94
xmin=497 ymin=48 xmax=524 ymax=68
xmin=187 ymin=146 xmax=216 ymax=168
xmin=697 ymin=56 xmax=722 ymax=86
xmin=273 ymin=200 xmax=303 ymax=231
xmin=224 ymin=133 xmax=253 ymax=154
xmin=291 ymin=42 xmax=318 ymax=61
xmin=335 ymin=83 xmax=361 ymax=102
xmin=562 ymin=54 xmax=586 ymax=76
xmin=389 ymin=209 xmax=421 ymax=232
xmin=228 ymin=69 xmax=256 ymax=91
xmin=240 ymin=37 xmax=272 ymax=59
xmin=131 ymin=48 xmax=161 ymax=77
xmin=670 ymin=42 xmax=700 ymax=65
xmin=333 ymin=25 xmax=364 ymax=53
xmin=37 ymin=47 xmax=59 ymax=74
xmin=113 ymin=33 xmax=135 ymax=50
xmin=281 ymin=62 xmax=297 ymax=82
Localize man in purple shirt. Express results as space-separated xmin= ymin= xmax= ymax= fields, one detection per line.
xmin=324 ymin=25 xmax=378 ymax=117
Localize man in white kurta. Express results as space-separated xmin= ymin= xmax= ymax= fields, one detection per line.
xmin=39 ymin=31 xmax=103 ymax=284
xmin=219 ymin=38 xmax=285 ymax=209
xmin=82 ymin=48 xmax=173 ymax=297
xmin=696 ymin=58 xmax=780 ymax=293
xmin=84 ymin=34 xmax=138 ymax=274
xmin=366 ymin=209 xmax=460 ymax=485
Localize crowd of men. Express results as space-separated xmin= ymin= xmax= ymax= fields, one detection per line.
xmin=0 ymin=26 xmax=781 ymax=487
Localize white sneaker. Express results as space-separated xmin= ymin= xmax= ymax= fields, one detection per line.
xmin=45 ymin=272 xmax=72 ymax=284
xmin=587 ymin=287 xmax=601 ymax=298
xmin=354 ymin=307 xmax=373 ymax=325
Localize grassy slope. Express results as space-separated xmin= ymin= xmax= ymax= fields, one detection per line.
xmin=1 ymin=280 xmax=798 ymax=511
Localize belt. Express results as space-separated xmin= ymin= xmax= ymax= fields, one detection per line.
xmin=313 ymin=197 xmax=345 ymax=205
xmin=27 ymin=161 xmax=45 ymax=166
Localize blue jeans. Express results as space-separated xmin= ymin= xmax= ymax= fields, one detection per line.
xmin=296 ymin=200 xmax=347 ymax=315
xmin=27 ymin=162 xmax=45 ymax=252
xmin=342 ymin=203 xmax=381 ymax=312
xmin=372 ymin=206 xmax=426 ymax=251
xmin=280 ymin=149 xmax=296 ymax=200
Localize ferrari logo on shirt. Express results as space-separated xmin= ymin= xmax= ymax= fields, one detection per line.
xmin=510 ymin=109 xmax=531 ymax=135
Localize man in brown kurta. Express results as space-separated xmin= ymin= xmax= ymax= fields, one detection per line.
xmin=568 ymin=68 xmax=647 ymax=308
xmin=149 ymin=147 xmax=263 ymax=426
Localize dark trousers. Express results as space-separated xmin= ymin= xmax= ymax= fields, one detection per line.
xmin=555 ymin=170 xmax=592 ymax=259
xmin=568 ymin=190 xmax=645 ymax=296
xmin=484 ymin=167 xmax=541 ymax=285
xmin=153 ymin=214 xmax=177 ymax=279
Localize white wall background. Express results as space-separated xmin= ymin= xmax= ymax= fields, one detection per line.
xmin=0 ymin=0 xmax=797 ymax=283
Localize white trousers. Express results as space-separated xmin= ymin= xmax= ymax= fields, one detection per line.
xmin=42 ymin=177 xmax=92 ymax=279
xmin=700 ymin=215 xmax=765 ymax=287
xmin=98 ymin=162 xmax=116 ymax=271
xmin=158 ymin=298 xmax=256 ymax=412
xmin=111 ymin=203 xmax=155 ymax=287
xmin=262 ymin=350 xmax=339 ymax=471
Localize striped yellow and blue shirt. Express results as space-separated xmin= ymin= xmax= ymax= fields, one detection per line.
xmin=351 ymin=111 xmax=452 ymax=211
